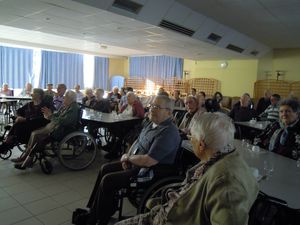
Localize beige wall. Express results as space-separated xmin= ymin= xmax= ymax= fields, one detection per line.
xmin=272 ymin=49 xmax=300 ymax=81
xmin=108 ymin=58 xmax=127 ymax=78
xmin=184 ymin=59 xmax=258 ymax=97
xmin=108 ymin=49 xmax=300 ymax=96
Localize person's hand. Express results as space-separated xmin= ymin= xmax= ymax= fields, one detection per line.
xmin=121 ymin=154 xmax=131 ymax=170
xmin=15 ymin=116 xmax=26 ymax=123
xmin=41 ymin=107 xmax=52 ymax=118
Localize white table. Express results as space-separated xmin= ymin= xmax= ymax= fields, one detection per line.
xmin=182 ymin=139 xmax=300 ymax=208
xmin=82 ymin=109 xmax=141 ymax=124
xmin=235 ymin=120 xmax=270 ymax=131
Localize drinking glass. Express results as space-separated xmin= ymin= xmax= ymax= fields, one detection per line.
xmin=263 ymin=160 xmax=274 ymax=178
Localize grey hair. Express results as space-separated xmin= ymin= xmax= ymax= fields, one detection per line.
xmin=280 ymin=98 xmax=300 ymax=113
xmin=126 ymin=91 xmax=136 ymax=99
xmin=155 ymin=95 xmax=174 ymax=112
xmin=190 ymin=112 xmax=235 ymax=152
xmin=65 ymin=90 xmax=77 ymax=103
xmin=33 ymin=88 xmax=44 ymax=99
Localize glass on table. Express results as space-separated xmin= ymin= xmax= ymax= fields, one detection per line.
xmin=263 ymin=160 xmax=274 ymax=178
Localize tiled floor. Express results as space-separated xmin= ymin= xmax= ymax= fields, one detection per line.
xmin=0 ymin=147 xmax=136 ymax=225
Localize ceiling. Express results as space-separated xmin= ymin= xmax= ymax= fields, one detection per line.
xmin=0 ymin=0 xmax=299 ymax=60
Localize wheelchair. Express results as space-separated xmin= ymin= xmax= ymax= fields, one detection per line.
xmin=116 ymin=142 xmax=199 ymax=220
xmin=25 ymin=129 xmax=98 ymax=174
xmin=0 ymin=124 xmax=26 ymax=160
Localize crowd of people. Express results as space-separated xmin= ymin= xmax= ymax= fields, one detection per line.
xmin=0 ymin=82 xmax=299 ymax=225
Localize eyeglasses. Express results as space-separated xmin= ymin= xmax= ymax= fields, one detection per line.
xmin=149 ymin=104 xmax=170 ymax=111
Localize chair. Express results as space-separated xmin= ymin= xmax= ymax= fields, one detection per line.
xmin=116 ymin=142 xmax=185 ymax=220
xmin=24 ymin=108 xmax=98 ymax=174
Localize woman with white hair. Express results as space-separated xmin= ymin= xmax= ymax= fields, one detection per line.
xmin=116 ymin=112 xmax=258 ymax=225
xmin=119 ymin=92 xmax=144 ymax=118
xmin=13 ymin=90 xmax=80 ymax=170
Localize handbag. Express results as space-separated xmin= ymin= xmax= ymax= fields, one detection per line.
xmin=249 ymin=191 xmax=300 ymax=225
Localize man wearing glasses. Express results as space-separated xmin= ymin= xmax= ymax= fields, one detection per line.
xmin=75 ymin=95 xmax=181 ymax=225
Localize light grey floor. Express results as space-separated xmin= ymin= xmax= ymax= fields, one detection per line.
xmin=0 ymin=146 xmax=136 ymax=225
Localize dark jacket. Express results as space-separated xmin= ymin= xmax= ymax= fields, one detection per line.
xmin=229 ymin=102 xmax=256 ymax=122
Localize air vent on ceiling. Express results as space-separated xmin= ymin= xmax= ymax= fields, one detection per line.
xmin=112 ymin=0 xmax=143 ymax=14
xmin=226 ymin=44 xmax=244 ymax=53
xmin=250 ymin=50 xmax=259 ymax=56
xmin=159 ymin=20 xmax=195 ymax=36
xmin=207 ymin=33 xmax=222 ymax=43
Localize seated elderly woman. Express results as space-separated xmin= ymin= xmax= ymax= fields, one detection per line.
xmin=116 ymin=112 xmax=258 ymax=225
xmin=0 ymin=88 xmax=54 ymax=154
xmin=82 ymin=88 xmax=95 ymax=108
xmin=178 ymin=95 xmax=205 ymax=135
xmin=90 ymin=88 xmax=111 ymax=113
xmin=119 ymin=91 xmax=144 ymax=118
xmin=12 ymin=90 xmax=80 ymax=170
xmin=254 ymin=98 xmax=300 ymax=159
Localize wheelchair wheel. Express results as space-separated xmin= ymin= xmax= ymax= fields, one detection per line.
xmin=57 ymin=131 xmax=97 ymax=170
xmin=137 ymin=176 xmax=184 ymax=214
xmin=0 ymin=149 xmax=12 ymax=160
xmin=16 ymin=143 xmax=26 ymax=152
xmin=40 ymin=158 xmax=53 ymax=174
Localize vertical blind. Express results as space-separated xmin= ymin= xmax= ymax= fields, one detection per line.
xmin=39 ymin=50 xmax=84 ymax=89
xmin=129 ymin=55 xmax=183 ymax=79
xmin=0 ymin=46 xmax=33 ymax=88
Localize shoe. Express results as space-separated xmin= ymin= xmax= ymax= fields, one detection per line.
xmin=14 ymin=156 xmax=34 ymax=170
xmin=72 ymin=208 xmax=90 ymax=225
xmin=11 ymin=154 xmax=27 ymax=163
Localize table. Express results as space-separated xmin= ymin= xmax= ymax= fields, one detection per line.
xmin=235 ymin=120 xmax=270 ymax=131
xmin=81 ymin=109 xmax=142 ymax=156
xmin=181 ymin=139 xmax=300 ymax=208
xmin=0 ymin=96 xmax=32 ymax=100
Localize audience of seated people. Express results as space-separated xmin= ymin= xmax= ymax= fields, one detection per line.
xmin=90 ymin=88 xmax=111 ymax=113
xmin=82 ymin=88 xmax=95 ymax=108
xmin=0 ymin=88 xmax=54 ymax=154
xmin=197 ymin=91 xmax=206 ymax=108
xmin=256 ymin=89 xmax=272 ymax=115
xmin=229 ymin=93 xmax=256 ymax=122
xmin=53 ymin=84 xmax=67 ymax=110
xmin=190 ymin=87 xmax=197 ymax=97
xmin=116 ymin=112 xmax=258 ymax=225
xmin=119 ymin=87 xmax=134 ymax=110
xmin=259 ymin=94 xmax=281 ymax=122
xmin=213 ymin=91 xmax=223 ymax=105
xmin=254 ymin=98 xmax=300 ymax=159
xmin=74 ymin=84 xmax=84 ymax=103
xmin=119 ymin=92 xmax=144 ymax=118
xmin=12 ymin=90 xmax=80 ymax=169
xmin=107 ymin=86 xmax=121 ymax=111
xmin=0 ymin=83 xmax=13 ymax=96
xmin=19 ymin=82 xmax=32 ymax=97
xmin=44 ymin=83 xmax=56 ymax=97
xmin=73 ymin=95 xmax=180 ymax=225
xmin=173 ymin=90 xmax=185 ymax=108
xmin=179 ymin=95 xmax=205 ymax=135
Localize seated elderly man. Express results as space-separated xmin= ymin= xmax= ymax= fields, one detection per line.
xmin=116 ymin=112 xmax=258 ymax=225
xmin=229 ymin=93 xmax=256 ymax=122
xmin=179 ymin=95 xmax=205 ymax=135
xmin=53 ymin=83 xmax=67 ymax=110
xmin=0 ymin=88 xmax=54 ymax=154
xmin=259 ymin=94 xmax=281 ymax=122
xmin=12 ymin=90 xmax=80 ymax=169
xmin=74 ymin=95 xmax=180 ymax=225
xmin=119 ymin=91 xmax=144 ymax=118
xmin=254 ymin=98 xmax=300 ymax=159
